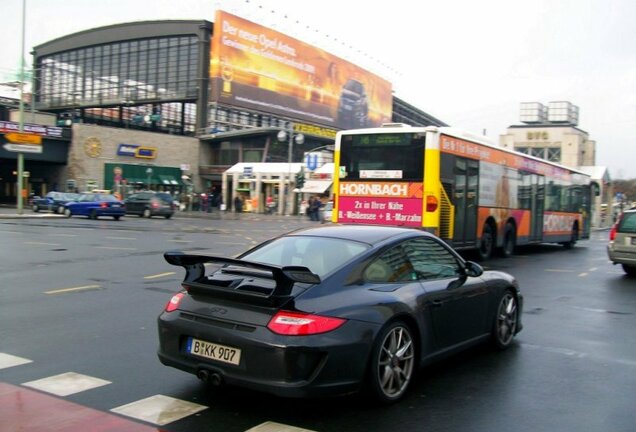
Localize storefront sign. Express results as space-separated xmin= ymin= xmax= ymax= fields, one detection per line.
xmin=0 ymin=120 xmax=63 ymax=138
xmin=117 ymin=143 xmax=157 ymax=159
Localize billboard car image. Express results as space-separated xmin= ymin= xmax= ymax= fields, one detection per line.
xmin=210 ymin=10 xmax=392 ymax=129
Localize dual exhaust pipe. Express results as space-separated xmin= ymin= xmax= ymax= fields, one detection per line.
xmin=197 ymin=368 xmax=223 ymax=386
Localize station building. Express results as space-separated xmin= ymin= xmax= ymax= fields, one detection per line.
xmin=0 ymin=10 xmax=446 ymax=213
xmin=499 ymin=102 xmax=612 ymax=228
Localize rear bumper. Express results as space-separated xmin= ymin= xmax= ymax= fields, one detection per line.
xmin=157 ymin=311 xmax=379 ymax=398
xmin=607 ymin=244 xmax=636 ymax=266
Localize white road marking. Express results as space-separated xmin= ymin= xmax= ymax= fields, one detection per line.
xmin=24 ymin=241 xmax=60 ymax=246
xmin=45 ymin=285 xmax=101 ymax=295
xmin=545 ymin=269 xmax=575 ymax=272
xmin=104 ymin=236 xmax=136 ymax=240
xmin=23 ymin=372 xmax=111 ymax=397
xmin=246 ymin=422 xmax=318 ymax=432
xmin=111 ymin=395 xmax=207 ymax=426
xmin=48 ymin=233 xmax=77 ymax=237
xmin=94 ymin=246 xmax=137 ymax=251
xmin=144 ymin=272 xmax=176 ymax=279
xmin=0 ymin=353 xmax=33 ymax=370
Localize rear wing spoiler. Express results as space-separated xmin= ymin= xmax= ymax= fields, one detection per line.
xmin=164 ymin=251 xmax=321 ymax=306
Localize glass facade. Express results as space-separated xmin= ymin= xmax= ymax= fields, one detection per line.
xmin=36 ymin=36 xmax=200 ymax=135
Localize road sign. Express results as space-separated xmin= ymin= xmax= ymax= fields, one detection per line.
xmin=4 ymin=132 xmax=42 ymax=145
xmin=3 ymin=143 xmax=43 ymax=153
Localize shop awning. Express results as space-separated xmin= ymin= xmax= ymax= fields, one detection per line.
xmin=300 ymin=180 xmax=332 ymax=194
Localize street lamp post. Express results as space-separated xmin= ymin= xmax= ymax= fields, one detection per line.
xmin=146 ymin=167 xmax=153 ymax=190
xmin=16 ymin=0 xmax=27 ymax=215
xmin=277 ymin=126 xmax=304 ymax=216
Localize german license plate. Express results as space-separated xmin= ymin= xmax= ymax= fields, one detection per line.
xmin=112 ymin=204 xmax=121 ymax=207
xmin=186 ymin=337 xmax=241 ymax=365
xmin=631 ymin=237 xmax=636 ymax=246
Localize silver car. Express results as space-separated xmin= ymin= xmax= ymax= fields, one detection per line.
xmin=607 ymin=208 xmax=636 ymax=276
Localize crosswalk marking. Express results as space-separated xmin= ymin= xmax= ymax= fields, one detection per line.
xmin=2 ymin=352 xmax=316 ymax=431
xmin=111 ymin=394 xmax=207 ymax=426
xmin=22 ymin=372 xmax=111 ymax=397
xmin=0 ymin=353 xmax=32 ymax=370
xmin=246 ymin=421 xmax=318 ymax=432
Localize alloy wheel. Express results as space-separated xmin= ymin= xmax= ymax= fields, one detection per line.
xmin=376 ymin=324 xmax=415 ymax=400
xmin=495 ymin=292 xmax=517 ymax=348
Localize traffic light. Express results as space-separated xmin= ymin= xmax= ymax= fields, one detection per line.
xmin=295 ymin=170 xmax=305 ymax=188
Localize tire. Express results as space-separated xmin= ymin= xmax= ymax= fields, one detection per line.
xmin=143 ymin=208 xmax=151 ymax=218
xmin=492 ymin=291 xmax=518 ymax=350
xmin=33 ymin=204 xmax=39 ymax=212
xmin=562 ymin=226 xmax=578 ymax=250
xmin=368 ymin=321 xmax=416 ymax=403
xmin=165 ymin=214 xmax=172 ymax=219
xmin=64 ymin=208 xmax=72 ymax=218
xmin=622 ymin=264 xmax=636 ymax=277
xmin=57 ymin=206 xmax=65 ymax=214
xmin=499 ymin=223 xmax=516 ymax=258
xmin=114 ymin=215 xmax=121 ymax=221
xmin=477 ymin=223 xmax=494 ymax=261
xmin=90 ymin=210 xmax=98 ymax=220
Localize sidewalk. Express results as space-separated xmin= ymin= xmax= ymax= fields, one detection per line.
xmin=0 ymin=204 xmax=311 ymax=222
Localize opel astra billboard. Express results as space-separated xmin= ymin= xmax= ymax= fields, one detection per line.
xmin=210 ymin=10 xmax=393 ymax=129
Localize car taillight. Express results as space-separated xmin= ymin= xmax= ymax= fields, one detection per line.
xmin=165 ymin=292 xmax=185 ymax=312
xmin=426 ymin=195 xmax=438 ymax=212
xmin=267 ymin=311 xmax=346 ymax=335
xmin=100 ymin=202 xmax=107 ymax=208
xmin=152 ymin=200 xmax=160 ymax=209
xmin=609 ymin=224 xmax=618 ymax=241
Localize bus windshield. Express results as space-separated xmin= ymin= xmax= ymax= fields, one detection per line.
xmin=339 ymin=132 xmax=425 ymax=181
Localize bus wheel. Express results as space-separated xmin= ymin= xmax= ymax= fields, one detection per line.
xmin=562 ymin=226 xmax=578 ymax=249
xmin=477 ymin=223 xmax=494 ymax=261
xmin=499 ymin=223 xmax=516 ymax=258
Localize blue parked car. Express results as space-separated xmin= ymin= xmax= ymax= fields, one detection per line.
xmin=63 ymin=193 xmax=125 ymax=220
xmin=32 ymin=191 xmax=80 ymax=214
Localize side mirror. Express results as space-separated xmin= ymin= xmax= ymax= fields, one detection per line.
xmin=464 ymin=261 xmax=484 ymax=277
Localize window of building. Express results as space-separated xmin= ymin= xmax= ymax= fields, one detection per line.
xmin=36 ymin=34 xmax=199 ymax=135
xmin=547 ymin=147 xmax=561 ymax=163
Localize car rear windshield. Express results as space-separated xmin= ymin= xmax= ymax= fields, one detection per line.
xmin=155 ymin=193 xmax=173 ymax=203
xmin=241 ymin=236 xmax=369 ymax=278
xmin=618 ymin=212 xmax=636 ymax=233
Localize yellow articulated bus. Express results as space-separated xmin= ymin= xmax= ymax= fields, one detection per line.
xmin=332 ymin=123 xmax=592 ymax=260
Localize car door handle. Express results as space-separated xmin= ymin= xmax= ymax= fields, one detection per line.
xmin=431 ymin=299 xmax=445 ymax=308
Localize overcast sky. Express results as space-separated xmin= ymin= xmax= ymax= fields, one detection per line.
xmin=2 ymin=0 xmax=635 ymax=179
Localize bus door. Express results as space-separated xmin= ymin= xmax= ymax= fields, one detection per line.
xmin=530 ymin=174 xmax=545 ymax=241
xmin=452 ymin=157 xmax=479 ymax=245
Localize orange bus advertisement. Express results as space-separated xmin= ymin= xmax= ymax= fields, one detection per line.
xmin=210 ymin=10 xmax=392 ymax=129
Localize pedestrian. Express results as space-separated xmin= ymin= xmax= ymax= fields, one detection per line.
xmin=234 ymin=194 xmax=243 ymax=218
xmin=309 ymin=196 xmax=321 ymax=221
xmin=266 ymin=195 xmax=276 ymax=214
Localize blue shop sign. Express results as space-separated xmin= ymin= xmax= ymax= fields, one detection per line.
xmin=117 ymin=143 xmax=157 ymax=159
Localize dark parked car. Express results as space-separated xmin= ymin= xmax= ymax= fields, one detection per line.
xmin=63 ymin=193 xmax=125 ymax=220
xmin=607 ymin=208 xmax=636 ymax=276
xmin=125 ymin=191 xmax=175 ymax=218
xmin=32 ymin=192 xmax=80 ymax=214
xmin=157 ymin=225 xmax=523 ymax=403
xmin=337 ymin=79 xmax=369 ymax=129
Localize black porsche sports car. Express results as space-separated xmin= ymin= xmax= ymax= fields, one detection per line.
xmin=157 ymin=225 xmax=522 ymax=403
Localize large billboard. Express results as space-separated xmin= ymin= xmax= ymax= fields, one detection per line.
xmin=210 ymin=10 xmax=392 ymax=129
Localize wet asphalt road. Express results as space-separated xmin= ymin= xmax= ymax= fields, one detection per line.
xmin=1 ymin=213 xmax=634 ymax=432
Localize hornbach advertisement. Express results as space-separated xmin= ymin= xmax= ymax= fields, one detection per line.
xmin=210 ymin=10 xmax=392 ymax=129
